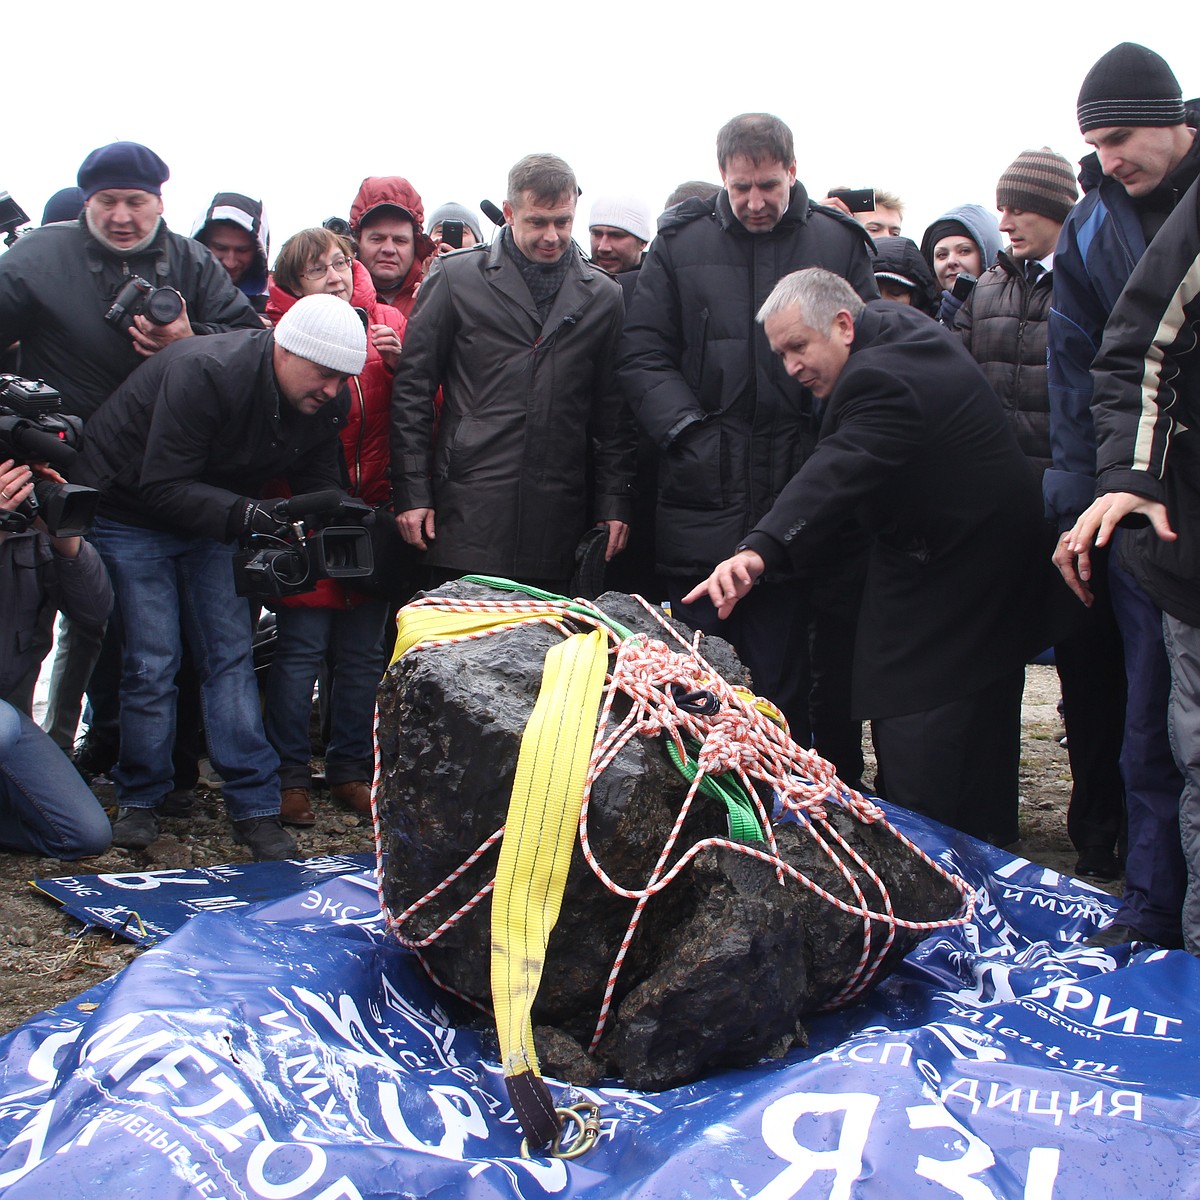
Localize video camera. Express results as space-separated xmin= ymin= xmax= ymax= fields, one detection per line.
xmin=234 ymin=490 xmax=374 ymax=599
xmin=0 ymin=192 xmax=30 ymax=248
xmin=0 ymin=375 xmax=100 ymax=537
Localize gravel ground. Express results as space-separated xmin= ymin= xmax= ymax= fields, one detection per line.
xmin=0 ymin=664 xmax=1109 ymax=1036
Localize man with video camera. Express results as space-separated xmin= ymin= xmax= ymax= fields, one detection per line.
xmin=0 ymin=458 xmax=112 ymax=860
xmin=74 ymin=294 xmax=367 ymax=860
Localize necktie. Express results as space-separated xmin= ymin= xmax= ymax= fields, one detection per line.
xmin=1026 ymin=260 xmax=1044 ymax=285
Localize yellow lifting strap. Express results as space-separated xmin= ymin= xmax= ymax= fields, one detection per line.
xmin=490 ymin=627 xmax=609 ymax=1151
xmin=390 ymin=602 xmax=569 ymax=669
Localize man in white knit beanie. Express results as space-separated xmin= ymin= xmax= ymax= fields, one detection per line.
xmin=75 ymin=294 xmax=366 ymax=860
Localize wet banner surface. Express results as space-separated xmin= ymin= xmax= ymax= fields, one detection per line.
xmin=2 ymin=804 xmax=1196 ymax=1199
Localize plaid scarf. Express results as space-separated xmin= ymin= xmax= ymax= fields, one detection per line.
xmin=502 ymin=226 xmax=574 ymax=323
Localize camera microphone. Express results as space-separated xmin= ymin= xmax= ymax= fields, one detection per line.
xmin=280 ymin=490 xmax=343 ymax=520
xmin=480 ymin=200 xmax=506 ymax=228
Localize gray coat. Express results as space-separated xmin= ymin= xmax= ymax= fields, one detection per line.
xmin=390 ymin=239 xmax=633 ymax=581
xmin=0 ymin=532 xmax=112 ymax=703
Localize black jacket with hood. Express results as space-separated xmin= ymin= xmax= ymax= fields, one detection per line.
xmin=617 ymin=182 xmax=877 ymax=578
xmin=190 ymin=192 xmax=270 ymax=303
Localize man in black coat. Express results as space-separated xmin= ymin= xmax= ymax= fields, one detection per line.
xmin=687 ymin=269 xmax=1057 ymax=845
xmin=75 ymin=294 xmax=366 ymax=860
xmin=0 ymin=141 xmax=264 ymax=768
xmin=391 ymin=153 xmax=632 ymax=592
xmin=618 ymin=113 xmax=877 ymax=787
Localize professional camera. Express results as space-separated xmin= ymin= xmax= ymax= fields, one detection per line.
xmin=234 ymin=491 xmax=374 ymax=599
xmin=0 ymin=192 xmax=30 ymax=247
xmin=0 ymin=375 xmax=99 ymax=537
xmin=104 ymin=275 xmax=185 ymax=336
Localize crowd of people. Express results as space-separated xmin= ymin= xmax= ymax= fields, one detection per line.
xmin=1 ymin=40 xmax=1199 ymax=958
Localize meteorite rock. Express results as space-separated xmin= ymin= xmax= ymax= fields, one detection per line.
xmin=377 ymin=580 xmax=965 ymax=1090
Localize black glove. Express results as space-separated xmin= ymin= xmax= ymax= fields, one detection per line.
xmin=937 ymin=289 xmax=965 ymax=328
xmin=230 ymin=498 xmax=290 ymax=541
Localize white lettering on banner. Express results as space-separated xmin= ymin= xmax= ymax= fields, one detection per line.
xmin=0 ymin=1099 xmax=54 ymax=1188
xmin=173 ymin=1070 xmax=253 ymax=1119
xmin=245 ymin=1139 xmax=326 ymax=1198
xmin=261 ymin=1010 xmax=304 ymax=1045
xmin=80 ymin=1014 xmax=174 ymax=1081
xmin=750 ymin=1092 xmax=879 ymax=1200
xmin=94 ymin=869 xmax=211 ymax=891
xmin=1023 ymin=983 xmax=1183 ymax=1039
xmin=942 ymin=1081 xmax=1144 ymax=1125
xmin=50 ymin=877 xmax=103 ymax=897
xmin=378 ymin=1082 xmax=487 ymax=1160
xmin=908 ymin=1102 xmax=998 ymax=1198
xmin=129 ymin=1045 xmax=220 ymax=1096
xmin=187 ymin=896 xmax=248 ymax=914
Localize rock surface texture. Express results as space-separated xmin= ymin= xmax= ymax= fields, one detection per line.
xmin=377 ymin=581 xmax=966 ymax=1090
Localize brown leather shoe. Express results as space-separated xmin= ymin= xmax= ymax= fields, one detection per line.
xmin=279 ymin=786 xmax=316 ymax=827
xmin=330 ymin=780 xmax=372 ymax=816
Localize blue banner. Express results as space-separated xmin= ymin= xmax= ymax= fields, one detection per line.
xmin=2 ymin=803 xmax=1197 ymax=1199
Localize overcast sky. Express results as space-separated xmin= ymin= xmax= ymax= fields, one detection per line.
xmin=6 ymin=1 xmax=1198 ymax=255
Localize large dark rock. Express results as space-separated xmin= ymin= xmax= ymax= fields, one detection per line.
xmin=377 ymin=581 xmax=964 ymax=1090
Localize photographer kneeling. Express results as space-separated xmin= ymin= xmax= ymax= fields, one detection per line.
xmin=0 ymin=460 xmax=112 ymax=859
xmin=75 ymin=295 xmax=366 ymax=860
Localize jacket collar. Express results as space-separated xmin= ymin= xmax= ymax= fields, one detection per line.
xmin=714 ymin=180 xmax=811 ymax=235
xmin=483 ymin=237 xmax=602 ymax=334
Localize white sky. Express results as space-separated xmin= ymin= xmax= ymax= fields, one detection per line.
xmin=5 ymin=1 xmax=1198 ymax=255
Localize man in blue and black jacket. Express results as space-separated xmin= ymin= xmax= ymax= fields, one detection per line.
xmin=1048 ymin=41 xmax=1200 ymax=949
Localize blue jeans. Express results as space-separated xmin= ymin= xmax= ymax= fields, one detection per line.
xmin=263 ymin=600 xmax=389 ymax=788
xmin=90 ymin=518 xmax=280 ymax=821
xmin=1109 ymin=550 xmax=1186 ymax=944
xmin=0 ymin=699 xmax=111 ymax=858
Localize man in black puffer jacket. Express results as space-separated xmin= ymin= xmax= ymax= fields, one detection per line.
xmin=618 ymin=113 xmax=877 ymax=786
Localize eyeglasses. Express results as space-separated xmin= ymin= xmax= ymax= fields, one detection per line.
xmin=302 ymin=255 xmax=353 ymax=281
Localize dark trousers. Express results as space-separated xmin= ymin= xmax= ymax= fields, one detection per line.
xmin=1109 ymin=552 xmax=1186 ymax=944
xmin=668 ymin=570 xmax=864 ymax=789
xmin=872 ymin=668 xmax=1026 ymax=847
xmin=1055 ymin=549 xmax=1127 ymax=857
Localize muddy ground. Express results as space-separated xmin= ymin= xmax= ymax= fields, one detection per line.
xmin=0 ymin=664 xmax=1105 ymax=1036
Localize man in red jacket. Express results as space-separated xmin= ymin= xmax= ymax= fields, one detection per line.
xmin=349 ymin=177 xmax=436 ymax=319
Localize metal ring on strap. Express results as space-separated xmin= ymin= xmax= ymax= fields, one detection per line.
xmin=519 ymin=1103 xmax=601 ymax=1160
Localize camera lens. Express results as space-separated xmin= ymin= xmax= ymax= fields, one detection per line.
xmin=145 ymin=288 xmax=184 ymax=326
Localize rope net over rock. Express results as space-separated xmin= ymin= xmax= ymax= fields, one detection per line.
xmin=369 ymin=578 xmax=974 ymax=1149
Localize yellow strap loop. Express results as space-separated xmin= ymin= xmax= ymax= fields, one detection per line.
xmin=391 ymin=603 xmax=566 ymax=667
xmin=490 ymin=629 xmax=608 ymax=1115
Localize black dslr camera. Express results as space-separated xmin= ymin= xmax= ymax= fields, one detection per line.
xmin=0 ymin=376 xmax=100 ymax=537
xmin=234 ymin=491 xmax=374 ymax=599
xmin=104 ymin=276 xmax=184 ymax=335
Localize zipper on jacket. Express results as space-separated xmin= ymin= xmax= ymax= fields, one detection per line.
xmin=351 ymin=377 xmax=366 ymax=493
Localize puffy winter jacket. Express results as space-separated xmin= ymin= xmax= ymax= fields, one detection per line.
xmin=266 ymin=260 xmax=405 ymax=608
xmin=616 ymin=182 xmax=877 ymax=577
xmin=0 ymin=217 xmax=262 ymax=420
xmin=1046 ymin=107 xmax=1200 ymax=527
xmin=348 ymin=177 xmax=436 ymax=319
xmin=1091 ymin=175 xmax=1200 ymax=625
xmin=955 ymin=251 xmax=1054 ymax=474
